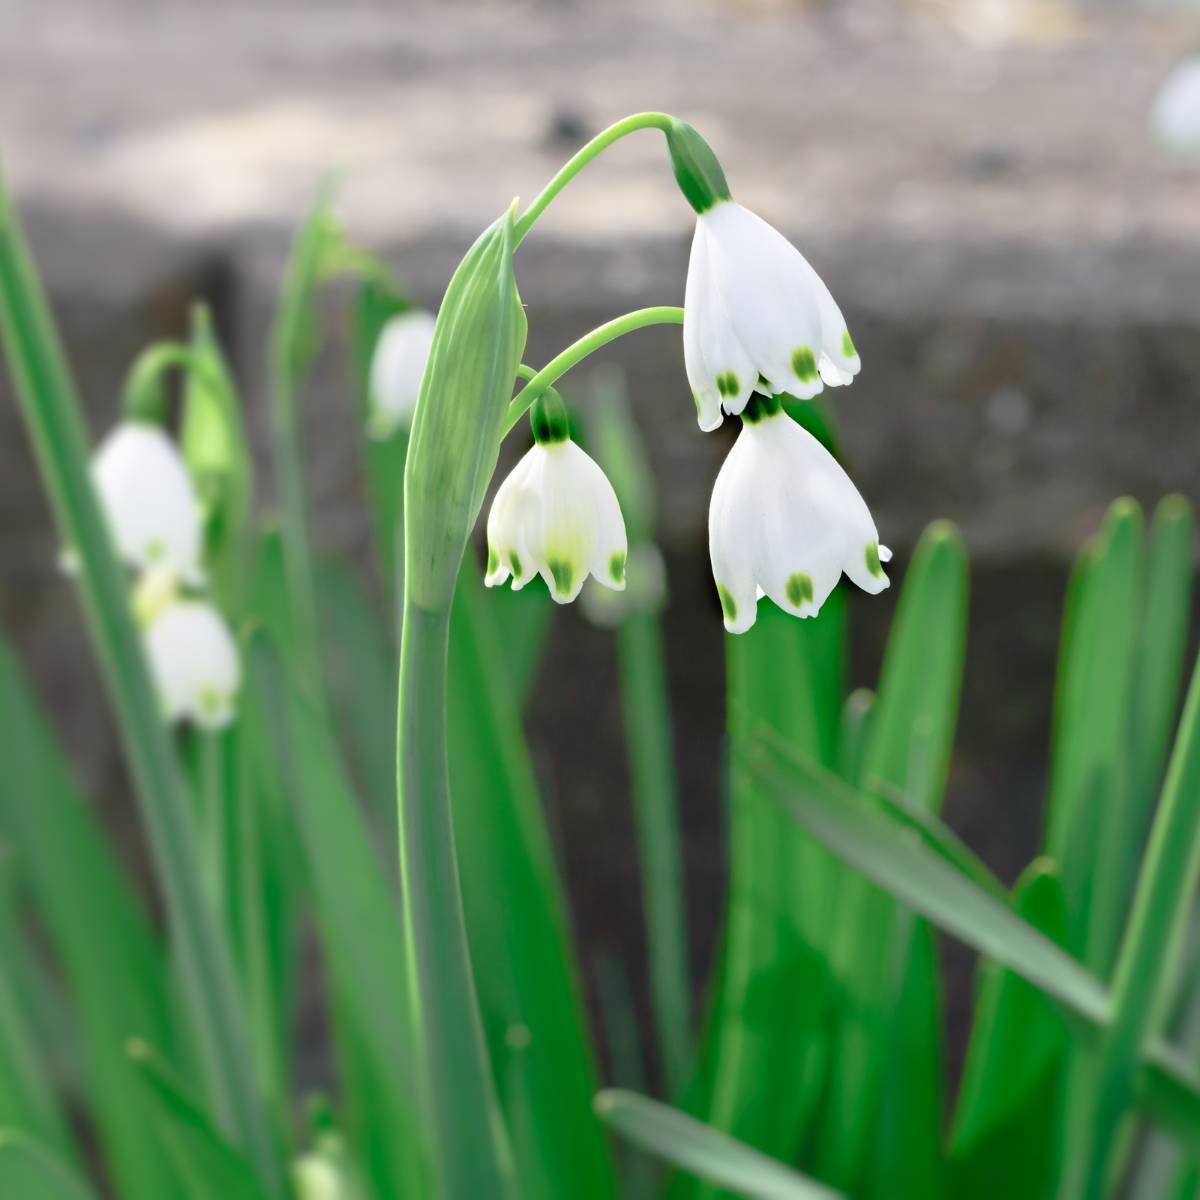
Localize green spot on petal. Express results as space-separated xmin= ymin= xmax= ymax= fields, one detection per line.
xmin=791 ymin=347 xmax=818 ymax=383
xmin=842 ymin=329 xmax=857 ymax=359
xmin=610 ymin=551 xmax=626 ymax=584
xmin=717 ymin=371 xmax=740 ymax=399
xmin=487 ymin=545 xmax=499 ymax=575
xmin=693 ymin=392 xmax=703 ymax=416
xmin=548 ymin=558 xmax=575 ymax=596
xmin=717 ymin=584 xmax=738 ymax=624
xmin=509 ymin=550 xmax=523 ymax=578
xmin=865 ymin=543 xmax=882 ymax=578
xmin=742 ymin=392 xmax=783 ymax=424
xmin=785 ymin=572 xmax=814 ymax=608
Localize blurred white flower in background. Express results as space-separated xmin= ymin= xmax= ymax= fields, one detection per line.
xmin=580 ymin=541 xmax=668 ymax=628
xmin=709 ymin=394 xmax=889 ymax=634
xmin=485 ymin=394 xmax=628 ymax=605
xmin=367 ymin=309 xmax=437 ymax=439
xmin=683 ymin=200 xmax=860 ymax=432
xmin=1152 ymin=55 xmax=1200 ymax=156
xmin=141 ymin=595 xmax=241 ymax=730
xmin=90 ymin=421 xmax=206 ymax=584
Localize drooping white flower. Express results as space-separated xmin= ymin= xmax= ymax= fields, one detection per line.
xmin=1151 ymin=56 xmax=1200 ymax=156
xmin=485 ymin=394 xmax=627 ymax=605
xmin=142 ymin=598 xmax=241 ymax=729
xmin=91 ymin=421 xmax=205 ymax=585
xmin=367 ymin=309 xmax=437 ymax=439
xmin=709 ymin=394 xmax=890 ymax=634
xmin=683 ymin=200 xmax=860 ymax=432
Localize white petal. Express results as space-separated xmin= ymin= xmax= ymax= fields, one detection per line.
xmin=708 ymin=432 xmax=764 ymax=633
xmin=485 ymin=449 xmax=537 ymax=588
xmin=789 ymin=247 xmax=861 ymax=386
xmin=91 ymin=422 xmax=205 ymax=585
xmin=367 ymin=310 xmax=437 ymax=439
xmin=1152 ymin=58 xmax=1200 ymax=154
xmin=683 ymin=223 xmax=755 ymax=429
xmin=581 ymin=451 xmax=629 ymax=591
xmin=142 ymin=601 xmax=241 ymax=729
xmin=702 ymin=202 xmax=826 ymax=401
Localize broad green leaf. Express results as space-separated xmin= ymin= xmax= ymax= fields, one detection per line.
xmin=820 ymin=522 xmax=966 ymax=1191
xmin=738 ymin=738 xmax=1200 ymax=1149
xmin=448 ymin=560 xmax=618 ymax=1200
xmin=242 ymin=633 xmax=425 ymax=1197
xmin=697 ymin=594 xmax=845 ymax=1189
xmin=948 ymin=861 xmax=1069 ymax=1199
xmin=0 ymin=637 xmax=177 ymax=1200
xmin=0 ymin=1132 xmax=96 ymax=1200
xmin=126 ymin=1040 xmax=268 ymax=1200
xmin=488 ymin=581 xmax=555 ymax=709
xmin=596 ymin=1090 xmax=843 ymax=1200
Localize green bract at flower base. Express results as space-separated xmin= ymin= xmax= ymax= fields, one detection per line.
xmin=664 ymin=118 xmax=731 ymax=215
xmin=404 ymin=204 xmax=527 ymax=613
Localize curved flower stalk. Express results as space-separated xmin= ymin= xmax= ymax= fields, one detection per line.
xmin=709 ymin=393 xmax=890 ymax=634
xmin=485 ymin=391 xmax=628 ymax=605
xmin=684 ymin=202 xmax=860 ymax=430
xmin=1151 ymin=55 xmax=1200 ymax=155
xmin=367 ymin=309 xmax=437 ymax=439
xmin=90 ymin=420 xmax=206 ymax=585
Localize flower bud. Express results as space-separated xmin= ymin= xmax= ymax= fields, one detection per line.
xmin=405 ymin=205 xmax=527 ymax=611
xmin=665 ymin=119 xmax=731 ymax=215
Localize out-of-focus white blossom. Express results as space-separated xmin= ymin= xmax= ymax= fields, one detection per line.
xmin=367 ymin=310 xmax=437 ymax=439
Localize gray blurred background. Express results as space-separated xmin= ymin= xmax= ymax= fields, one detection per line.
xmin=3 ymin=0 xmax=1200 ymax=1083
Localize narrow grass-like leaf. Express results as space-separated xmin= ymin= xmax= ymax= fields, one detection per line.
xmin=596 ymin=1091 xmax=843 ymax=1200
xmin=820 ymin=522 xmax=966 ymax=1191
xmin=242 ymin=633 xmax=425 ymax=1197
xmin=0 ymin=637 xmax=178 ymax=1199
xmin=948 ymin=860 xmax=1069 ymax=1198
xmin=0 ymin=879 xmax=73 ymax=1158
xmin=0 ymin=169 xmax=280 ymax=1193
xmin=1044 ymin=500 xmax=1143 ymax=968
xmin=126 ymin=1040 xmax=269 ymax=1200
xmin=448 ymin=561 xmax=618 ymax=1200
xmin=1064 ymin=645 xmax=1200 ymax=1199
xmin=700 ymin=594 xmax=845 ymax=1182
xmin=740 ymin=741 xmax=1200 ymax=1143
xmin=0 ymin=1132 xmax=96 ymax=1200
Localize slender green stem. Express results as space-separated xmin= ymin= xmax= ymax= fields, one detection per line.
xmin=513 ymin=112 xmax=675 ymax=245
xmin=616 ymin=611 xmax=691 ymax=1099
xmin=1066 ymin=650 xmax=1200 ymax=1198
xmin=504 ymin=307 xmax=683 ymax=435
xmin=0 ymin=172 xmax=282 ymax=1194
xmin=396 ymin=600 xmax=516 ymax=1198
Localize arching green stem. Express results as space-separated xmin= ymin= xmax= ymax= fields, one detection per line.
xmin=504 ymin=307 xmax=684 ymax=435
xmin=513 ymin=112 xmax=676 ymax=245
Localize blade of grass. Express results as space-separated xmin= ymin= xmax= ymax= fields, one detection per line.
xmin=739 ymin=739 xmax=1200 ymax=1146
xmin=126 ymin=1040 xmax=269 ymax=1200
xmin=447 ymin=561 xmax=619 ymax=1200
xmin=242 ymin=631 xmax=426 ymax=1197
xmin=1044 ymin=500 xmax=1143 ymax=969
xmin=819 ymin=522 xmax=966 ymax=1192
xmin=0 ymin=637 xmax=179 ymax=1198
xmin=947 ymin=860 xmax=1069 ymax=1199
xmin=1063 ymin=645 xmax=1200 ymax=1199
xmin=0 ymin=1132 xmax=96 ymax=1200
xmin=700 ymin=594 xmax=845 ymax=1188
xmin=596 ymin=1091 xmax=844 ymax=1200
xmin=0 ymin=169 xmax=280 ymax=1193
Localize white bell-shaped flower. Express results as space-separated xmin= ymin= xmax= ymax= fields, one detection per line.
xmin=684 ymin=200 xmax=860 ymax=432
xmin=485 ymin=392 xmax=627 ymax=605
xmin=709 ymin=394 xmax=890 ymax=634
xmin=1151 ymin=56 xmax=1200 ymax=155
xmin=142 ymin=597 xmax=241 ymax=729
xmin=367 ymin=309 xmax=437 ymax=439
xmin=91 ymin=421 xmax=205 ymax=585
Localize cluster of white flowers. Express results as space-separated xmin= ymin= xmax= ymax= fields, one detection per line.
xmin=90 ymin=421 xmax=241 ymax=729
xmin=477 ymin=197 xmax=889 ymax=633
